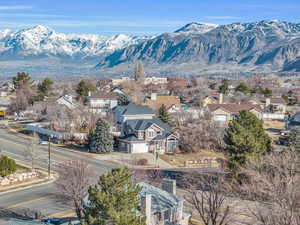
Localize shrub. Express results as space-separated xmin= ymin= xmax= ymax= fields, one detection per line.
xmin=0 ymin=155 xmax=17 ymax=176
xmin=136 ymin=158 xmax=148 ymax=166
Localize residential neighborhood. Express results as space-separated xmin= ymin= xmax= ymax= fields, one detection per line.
xmin=1 ymin=2 xmax=300 ymax=225
xmin=1 ymin=68 xmax=300 ymax=225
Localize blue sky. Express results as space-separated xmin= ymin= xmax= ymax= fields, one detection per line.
xmin=0 ymin=0 xmax=300 ymax=35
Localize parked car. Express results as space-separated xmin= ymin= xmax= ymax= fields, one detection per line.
xmin=42 ymin=218 xmax=61 ymax=225
xmin=39 ymin=139 xmax=48 ymax=145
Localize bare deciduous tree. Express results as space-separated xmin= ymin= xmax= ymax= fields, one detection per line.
xmin=178 ymin=120 xmax=225 ymax=153
xmin=241 ymin=148 xmax=300 ymax=225
xmin=55 ymin=159 xmax=96 ymax=219
xmin=184 ymin=172 xmax=235 ymax=225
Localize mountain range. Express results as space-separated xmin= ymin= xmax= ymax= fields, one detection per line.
xmin=0 ymin=25 xmax=150 ymax=60
xmin=0 ymin=20 xmax=300 ymax=78
xmin=97 ymin=19 xmax=300 ymax=74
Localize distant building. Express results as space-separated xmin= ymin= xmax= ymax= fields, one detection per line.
xmin=86 ymin=91 xmax=118 ymax=116
xmin=56 ymin=95 xmax=78 ymax=110
xmin=111 ymin=77 xmax=134 ymax=86
xmin=145 ymin=93 xmax=181 ymax=110
xmin=144 ymin=77 xmax=168 ymax=85
xmin=207 ymin=103 xmax=263 ymax=122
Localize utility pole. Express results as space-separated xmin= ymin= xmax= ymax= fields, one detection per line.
xmin=48 ymin=136 xmax=51 ymax=179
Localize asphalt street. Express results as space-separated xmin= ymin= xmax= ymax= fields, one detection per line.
xmin=0 ymin=129 xmax=119 ymax=224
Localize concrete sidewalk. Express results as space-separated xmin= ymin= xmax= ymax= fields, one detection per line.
xmin=95 ymin=152 xmax=173 ymax=169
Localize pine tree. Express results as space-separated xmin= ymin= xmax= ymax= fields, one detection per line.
xmin=83 ymin=168 xmax=145 ymax=225
xmin=224 ymin=110 xmax=271 ymax=174
xmin=76 ymin=80 xmax=96 ymax=97
xmin=158 ymin=104 xmax=170 ymax=125
xmin=218 ymin=79 xmax=229 ymax=95
xmin=88 ymin=119 xmax=114 ymax=153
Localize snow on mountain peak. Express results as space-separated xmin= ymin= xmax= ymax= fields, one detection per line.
xmin=0 ymin=25 xmax=149 ymax=58
xmin=175 ymin=22 xmax=218 ymax=34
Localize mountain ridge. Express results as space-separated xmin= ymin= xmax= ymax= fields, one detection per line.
xmin=96 ymin=19 xmax=300 ymax=72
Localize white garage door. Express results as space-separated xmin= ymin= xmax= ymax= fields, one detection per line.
xmin=214 ymin=115 xmax=227 ymax=121
xmin=131 ymin=143 xmax=149 ymax=153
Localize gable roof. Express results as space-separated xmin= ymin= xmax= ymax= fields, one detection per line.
xmin=208 ymin=104 xmax=263 ymax=113
xmin=126 ymin=118 xmax=171 ymax=132
xmin=115 ymin=103 xmax=155 ymax=115
xmin=145 ymin=95 xmax=180 ymax=110
xmin=138 ymin=182 xmax=183 ymax=213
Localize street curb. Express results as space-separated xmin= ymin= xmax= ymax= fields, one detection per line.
xmin=0 ymin=159 xmax=58 ymax=196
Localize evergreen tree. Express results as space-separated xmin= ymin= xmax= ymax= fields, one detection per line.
xmin=218 ymin=80 xmax=229 ymax=95
xmin=38 ymin=77 xmax=53 ymax=95
xmin=224 ymin=110 xmax=271 ymax=174
xmin=235 ymin=82 xmax=251 ymax=94
xmin=83 ymin=168 xmax=145 ymax=225
xmin=158 ymin=104 xmax=170 ymax=124
xmin=76 ymin=80 xmax=96 ymax=97
xmin=88 ymin=119 xmax=113 ymax=153
xmin=12 ymin=72 xmax=34 ymax=90
xmin=0 ymin=155 xmax=17 ymax=176
xmin=117 ymin=93 xmax=130 ymax=106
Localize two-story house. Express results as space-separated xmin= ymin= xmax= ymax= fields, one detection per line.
xmin=113 ymin=103 xmax=178 ymax=154
xmin=139 ymin=179 xmax=190 ymax=225
xmin=118 ymin=118 xmax=178 ymax=154
xmin=86 ymin=92 xmax=118 ymax=116
xmin=113 ymin=103 xmax=156 ymax=126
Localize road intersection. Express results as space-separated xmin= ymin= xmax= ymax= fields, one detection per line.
xmin=0 ymin=129 xmax=119 ymax=224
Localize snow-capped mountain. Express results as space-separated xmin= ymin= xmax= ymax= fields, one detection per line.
xmin=175 ymin=22 xmax=218 ymax=34
xmin=97 ymin=20 xmax=300 ymax=72
xmin=0 ymin=25 xmax=150 ymax=59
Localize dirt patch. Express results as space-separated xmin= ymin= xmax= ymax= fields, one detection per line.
xmin=159 ymin=150 xmax=225 ymax=167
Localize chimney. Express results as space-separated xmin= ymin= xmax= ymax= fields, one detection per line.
xmin=219 ymin=93 xmax=224 ymax=104
xmin=141 ymin=194 xmax=152 ymax=225
xmin=265 ymin=98 xmax=271 ymax=107
xmin=151 ymin=93 xmax=157 ymax=101
xmin=162 ymin=179 xmax=176 ymax=195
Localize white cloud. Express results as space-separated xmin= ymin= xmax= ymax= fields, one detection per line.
xmin=0 ymin=5 xmax=33 ymax=10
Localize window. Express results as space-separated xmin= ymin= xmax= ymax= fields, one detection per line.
xmin=148 ymin=130 xmax=155 ymax=138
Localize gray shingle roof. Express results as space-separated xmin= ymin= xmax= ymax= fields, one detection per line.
xmin=138 ymin=182 xmax=183 ymax=213
xmin=126 ymin=118 xmax=171 ymax=132
xmin=115 ymin=103 xmax=155 ymax=115
xmin=119 ymin=134 xmax=145 ymax=142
